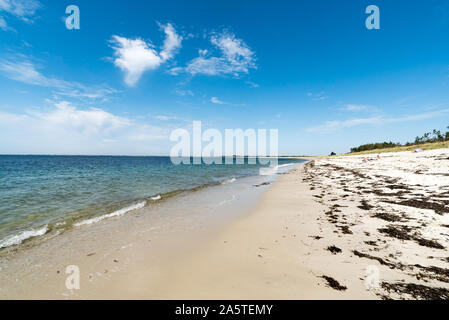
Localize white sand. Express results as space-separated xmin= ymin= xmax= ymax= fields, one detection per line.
xmin=152 ymin=148 xmax=449 ymax=299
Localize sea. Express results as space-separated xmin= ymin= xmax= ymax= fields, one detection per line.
xmin=0 ymin=155 xmax=305 ymax=250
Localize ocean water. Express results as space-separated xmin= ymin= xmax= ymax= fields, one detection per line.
xmin=0 ymin=155 xmax=305 ymax=249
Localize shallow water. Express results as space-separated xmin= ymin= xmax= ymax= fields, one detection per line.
xmin=0 ymin=155 xmax=305 ymax=249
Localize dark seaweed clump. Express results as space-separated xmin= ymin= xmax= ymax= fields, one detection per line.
xmin=381 ymin=282 xmax=449 ymax=300
xmin=321 ymin=276 xmax=347 ymax=291
xmin=357 ymin=200 xmax=374 ymax=211
xmin=327 ymin=245 xmax=342 ymax=254
xmin=378 ymin=225 xmax=444 ymax=249
xmin=383 ymin=199 xmax=448 ymax=215
xmin=372 ymin=211 xmax=402 ymax=222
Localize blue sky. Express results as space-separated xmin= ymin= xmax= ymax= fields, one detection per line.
xmin=1 ymin=0 xmax=449 ymax=155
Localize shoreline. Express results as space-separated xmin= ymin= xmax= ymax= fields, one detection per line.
xmin=1 ymin=149 xmax=449 ymax=299
xmin=0 ymin=158 xmax=303 ymax=253
xmin=0 ymin=166 xmax=289 ymax=299
xmin=150 ymin=149 xmax=449 ymax=299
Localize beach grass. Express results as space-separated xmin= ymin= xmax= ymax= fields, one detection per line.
xmin=342 ymin=140 xmax=449 ymax=156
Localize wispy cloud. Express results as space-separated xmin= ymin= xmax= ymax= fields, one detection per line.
xmin=175 ymin=89 xmax=193 ymax=96
xmin=245 ymin=80 xmax=259 ymax=88
xmin=0 ymin=16 xmax=7 ymax=30
xmin=152 ymin=114 xmax=191 ymax=123
xmin=210 ymin=96 xmax=226 ymax=105
xmin=339 ymin=104 xmax=380 ymax=113
xmin=307 ymin=109 xmax=449 ymax=133
xmin=210 ymin=96 xmax=245 ymax=107
xmin=0 ymin=58 xmax=69 ymax=87
xmin=154 ymin=115 xmax=170 ymax=121
xmin=110 ymin=23 xmax=182 ymax=86
xmin=307 ymin=91 xmax=328 ymax=101
xmin=0 ymin=56 xmax=117 ymax=101
xmin=159 ymin=22 xmax=182 ymax=61
xmin=171 ymin=31 xmax=256 ymax=77
xmin=37 ymin=101 xmax=131 ymax=134
xmin=0 ymin=101 xmax=171 ymax=155
xmin=0 ymin=0 xmax=41 ymax=27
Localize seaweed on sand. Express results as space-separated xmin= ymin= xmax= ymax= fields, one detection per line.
xmin=326 ymin=245 xmax=342 ymax=254
xmin=372 ymin=211 xmax=403 ymax=222
xmin=381 ymin=282 xmax=449 ymax=300
xmin=338 ymin=225 xmax=353 ymax=234
xmin=378 ymin=225 xmax=413 ymax=241
xmin=413 ymin=264 xmax=449 ymax=283
xmin=378 ymin=225 xmax=445 ymax=249
xmin=357 ymin=200 xmax=374 ymax=211
xmin=320 ymin=276 xmax=347 ymax=291
xmin=383 ymin=199 xmax=448 ymax=215
xmin=352 ymin=250 xmax=399 ymax=269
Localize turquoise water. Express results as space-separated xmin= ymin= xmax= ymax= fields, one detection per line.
xmin=0 ymin=155 xmax=305 ymax=248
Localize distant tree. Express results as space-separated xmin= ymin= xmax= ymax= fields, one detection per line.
xmin=349 ymin=126 xmax=449 ymax=153
xmin=330 ymin=152 xmax=336 ymax=156
xmin=350 ymin=141 xmax=400 ymax=153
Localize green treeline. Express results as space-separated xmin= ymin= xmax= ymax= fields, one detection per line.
xmin=350 ymin=126 xmax=449 ymax=153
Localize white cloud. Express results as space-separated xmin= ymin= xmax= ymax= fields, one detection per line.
xmin=0 ymin=101 xmax=130 ymax=136
xmin=154 ymin=115 xmax=170 ymax=121
xmin=245 ymin=80 xmax=259 ymax=88
xmin=210 ymin=96 xmax=226 ymax=104
xmin=340 ymin=104 xmax=379 ymax=112
xmin=0 ymin=58 xmax=70 ymax=87
xmin=159 ymin=23 xmax=182 ymax=61
xmin=111 ymin=23 xmax=182 ymax=86
xmin=174 ymin=31 xmax=256 ymax=77
xmin=306 ymin=109 xmax=449 ymax=133
xmin=55 ymin=87 xmax=118 ymax=101
xmin=0 ymin=101 xmax=172 ymax=155
xmin=175 ymin=89 xmax=193 ymax=96
xmin=110 ymin=36 xmax=162 ymax=86
xmin=38 ymin=101 xmax=130 ymax=134
xmin=0 ymin=0 xmax=41 ymax=26
xmin=209 ymin=96 xmax=245 ymax=107
xmin=153 ymin=114 xmax=191 ymax=123
xmin=0 ymin=57 xmax=117 ymax=101
xmin=307 ymin=91 xmax=328 ymax=101
xmin=0 ymin=0 xmax=40 ymax=17
xmin=0 ymin=16 xmax=7 ymax=30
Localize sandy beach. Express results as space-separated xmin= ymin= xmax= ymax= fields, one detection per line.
xmin=1 ymin=150 xmax=449 ymax=299
xmin=145 ymin=148 xmax=449 ymax=300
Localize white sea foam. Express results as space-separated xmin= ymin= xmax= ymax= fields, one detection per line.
xmin=0 ymin=225 xmax=49 ymax=249
xmin=74 ymin=201 xmax=146 ymax=227
xmin=221 ymin=177 xmax=236 ymax=185
xmin=151 ymin=195 xmax=161 ymax=201
xmin=218 ymin=194 xmax=237 ymax=206
xmin=259 ymin=163 xmax=296 ymax=176
xmin=276 ymin=163 xmax=296 ymax=169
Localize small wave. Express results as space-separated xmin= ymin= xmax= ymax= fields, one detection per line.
xmin=74 ymin=201 xmax=146 ymax=227
xmin=151 ymin=195 xmax=161 ymax=201
xmin=259 ymin=163 xmax=296 ymax=175
xmin=221 ymin=177 xmax=236 ymax=185
xmin=276 ymin=163 xmax=296 ymax=169
xmin=0 ymin=225 xmax=49 ymax=249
